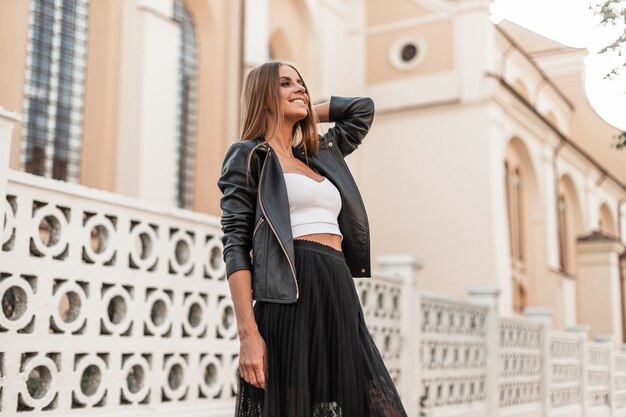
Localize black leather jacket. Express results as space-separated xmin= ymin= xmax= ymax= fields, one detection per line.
xmin=217 ymin=96 xmax=375 ymax=303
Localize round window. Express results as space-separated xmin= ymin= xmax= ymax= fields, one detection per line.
xmin=389 ymin=35 xmax=426 ymax=71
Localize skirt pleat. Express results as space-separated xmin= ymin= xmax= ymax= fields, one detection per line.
xmin=235 ymin=239 xmax=407 ymax=417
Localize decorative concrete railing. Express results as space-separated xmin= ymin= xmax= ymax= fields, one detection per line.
xmin=0 ymin=168 xmax=237 ymax=416
xmin=549 ymin=330 xmax=583 ymax=410
xmin=4 ymin=110 xmax=626 ymax=417
xmin=419 ymin=294 xmax=488 ymax=409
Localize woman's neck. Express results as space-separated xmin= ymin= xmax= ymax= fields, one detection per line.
xmin=266 ymin=119 xmax=296 ymax=158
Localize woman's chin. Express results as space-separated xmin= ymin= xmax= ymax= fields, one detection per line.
xmin=286 ymin=112 xmax=308 ymax=122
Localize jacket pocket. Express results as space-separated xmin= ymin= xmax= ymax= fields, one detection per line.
xmin=253 ymin=217 xmax=264 ymax=237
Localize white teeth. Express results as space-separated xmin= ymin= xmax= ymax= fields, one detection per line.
xmin=292 ymin=99 xmax=304 ymax=104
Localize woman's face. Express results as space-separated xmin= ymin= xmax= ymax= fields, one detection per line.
xmin=278 ymin=64 xmax=309 ymax=122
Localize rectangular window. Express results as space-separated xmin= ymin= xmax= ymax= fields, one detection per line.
xmin=21 ymin=0 xmax=90 ymax=183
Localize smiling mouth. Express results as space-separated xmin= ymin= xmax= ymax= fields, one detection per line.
xmin=291 ymin=99 xmax=306 ymax=105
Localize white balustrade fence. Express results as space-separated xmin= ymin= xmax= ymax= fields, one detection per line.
xmin=3 ymin=111 xmax=626 ymax=417
xmin=1 ymin=170 xmax=236 ymax=417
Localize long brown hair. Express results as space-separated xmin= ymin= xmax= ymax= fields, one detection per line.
xmin=239 ymin=61 xmax=319 ymax=185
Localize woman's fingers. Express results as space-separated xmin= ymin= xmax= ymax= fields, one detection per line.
xmin=254 ymin=367 xmax=265 ymax=390
xmin=239 ymin=331 xmax=267 ymax=389
xmin=241 ymin=360 xmax=263 ymax=389
xmin=264 ymin=352 xmax=269 ymax=387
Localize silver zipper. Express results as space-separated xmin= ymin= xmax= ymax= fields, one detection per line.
xmin=258 ymin=147 xmax=299 ymax=300
xmin=253 ymin=217 xmax=264 ymax=236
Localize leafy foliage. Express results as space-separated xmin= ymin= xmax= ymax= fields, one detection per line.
xmin=612 ymin=130 xmax=626 ymax=149
xmin=591 ymin=0 xmax=626 ymax=79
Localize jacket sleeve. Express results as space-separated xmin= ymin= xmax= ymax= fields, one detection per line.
xmin=216 ymin=141 xmax=259 ymax=279
xmin=325 ymin=95 xmax=375 ymax=157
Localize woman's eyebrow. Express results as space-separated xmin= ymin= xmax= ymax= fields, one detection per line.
xmin=280 ymin=76 xmax=304 ymax=85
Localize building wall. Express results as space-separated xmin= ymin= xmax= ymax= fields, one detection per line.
xmin=81 ymin=0 xmax=123 ymax=192
xmin=362 ymin=103 xmax=499 ymax=297
xmin=1 ymin=0 xmax=624 ymax=330
xmin=0 ymin=0 xmax=30 ymax=171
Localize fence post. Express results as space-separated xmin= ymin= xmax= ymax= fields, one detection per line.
xmin=0 ymin=107 xmax=19 ymax=235
xmin=596 ymin=335 xmax=615 ymax=416
xmin=525 ymin=307 xmax=553 ymax=417
xmin=567 ymin=324 xmax=590 ymax=417
xmin=468 ymin=287 xmax=501 ymax=417
xmin=377 ymin=254 xmax=423 ymax=417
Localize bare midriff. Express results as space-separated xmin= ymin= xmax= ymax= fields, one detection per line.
xmin=294 ymin=233 xmax=343 ymax=252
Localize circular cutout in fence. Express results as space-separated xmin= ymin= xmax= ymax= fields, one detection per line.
xmin=137 ymin=233 xmax=152 ymax=260
xmin=90 ymin=225 xmax=109 ymax=254
xmin=188 ymin=302 xmax=202 ymax=328
xmin=129 ymin=223 xmax=158 ymax=270
xmin=59 ymin=291 xmax=81 ymax=323
xmin=2 ymin=286 xmax=27 ymax=321
xmin=81 ymin=364 xmax=102 ymax=396
xmin=203 ymin=236 xmax=225 ymax=279
xmin=150 ymin=299 xmax=167 ymax=327
xmin=108 ymin=295 xmax=127 ymax=325
xmin=163 ymin=357 xmax=188 ymax=400
xmin=168 ymin=364 xmax=184 ymax=390
xmin=204 ymin=363 xmax=218 ymax=386
xmin=83 ymin=214 xmax=117 ymax=264
xmin=222 ymin=305 xmax=234 ymax=330
xmin=182 ymin=294 xmax=207 ymax=337
xmin=30 ymin=205 xmax=69 ymax=257
xmin=73 ymin=355 xmax=107 ymax=406
xmin=175 ymin=239 xmax=190 ymax=266
xmin=27 ymin=365 xmax=52 ymax=399
xmin=127 ymin=364 xmax=145 ymax=394
xmin=199 ymin=355 xmax=222 ymax=398
xmin=38 ymin=216 xmax=61 ymax=248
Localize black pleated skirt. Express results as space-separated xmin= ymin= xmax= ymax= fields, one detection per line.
xmin=234 ymin=239 xmax=408 ymax=417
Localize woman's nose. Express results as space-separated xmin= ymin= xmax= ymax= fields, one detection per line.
xmin=294 ymin=83 xmax=305 ymax=93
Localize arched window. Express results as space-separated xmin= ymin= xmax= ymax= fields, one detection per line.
xmin=504 ymin=151 xmax=528 ymax=314
xmin=174 ymin=0 xmax=198 ymax=209
xmin=503 ymin=135 xmax=544 ymax=316
xmin=598 ymin=203 xmax=616 ymax=237
xmin=21 ymin=0 xmax=90 ymax=182
xmin=504 ymin=162 xmax=525 ymax=266
xmin=557 ymin=176 xmax=582 ymax=275
xmin=557 ymin=194 xmax=569 ymax=271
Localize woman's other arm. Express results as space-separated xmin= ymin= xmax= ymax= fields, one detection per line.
xmin=313 ymin=101 xmax=330 ymax=123
xmin=217 ymin=142 xmax=266 ymax=390
xmin=320 ymin=96 xmax=375 ymax=157
xmin=229 ymin=269 xmax=267 ymax=390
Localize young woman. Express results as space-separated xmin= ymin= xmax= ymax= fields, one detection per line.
xmin=217 ymin=61 xmax=407 ymax=417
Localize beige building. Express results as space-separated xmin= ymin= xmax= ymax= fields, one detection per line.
xmin=1 ymin=0 xmax=625 ymax=338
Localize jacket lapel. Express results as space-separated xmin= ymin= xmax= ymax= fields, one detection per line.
xmin=258 ymin=142 xmax=296 ymax=268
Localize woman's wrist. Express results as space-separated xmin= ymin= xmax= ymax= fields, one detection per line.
xmin=313 ymin=100 xmax=330 ymax=123
xmin=237 ymin=310 xmax=259 ymax=338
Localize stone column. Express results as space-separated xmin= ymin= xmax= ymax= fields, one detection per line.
xmin=243 ymin=0 xmax=269 ymax=75
xmin=576 ymin=231 xmax=625 ymax=341
xmin=525 ymin=307 xmax=553 ymax=416
xmin=595 ymin=335 xmax=615 ymax=415
xmin=116 ymin=0 xmax=180 ymax=205
xmin=0 ymin=107 xmax=20 ymax=227
xmin=377 ymin=254 xmax=423 ymax=417
xmin=567 ymin=324 xmax=590 ymax=416
xmin=468 ymin=287 xmax=501 ymax=417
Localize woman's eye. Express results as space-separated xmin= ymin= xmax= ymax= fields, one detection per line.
xmin=281 ymin=82 xmax=290 ymax=87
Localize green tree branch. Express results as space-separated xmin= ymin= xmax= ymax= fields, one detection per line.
xmin=591 ymin=0 xmax=626 ymax=80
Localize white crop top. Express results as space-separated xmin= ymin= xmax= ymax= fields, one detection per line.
xmin=283 ymin=173 xmax=343 ymax=241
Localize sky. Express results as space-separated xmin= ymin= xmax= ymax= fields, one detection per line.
xmin=489 ymin=0 xmax=626 ymax=130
